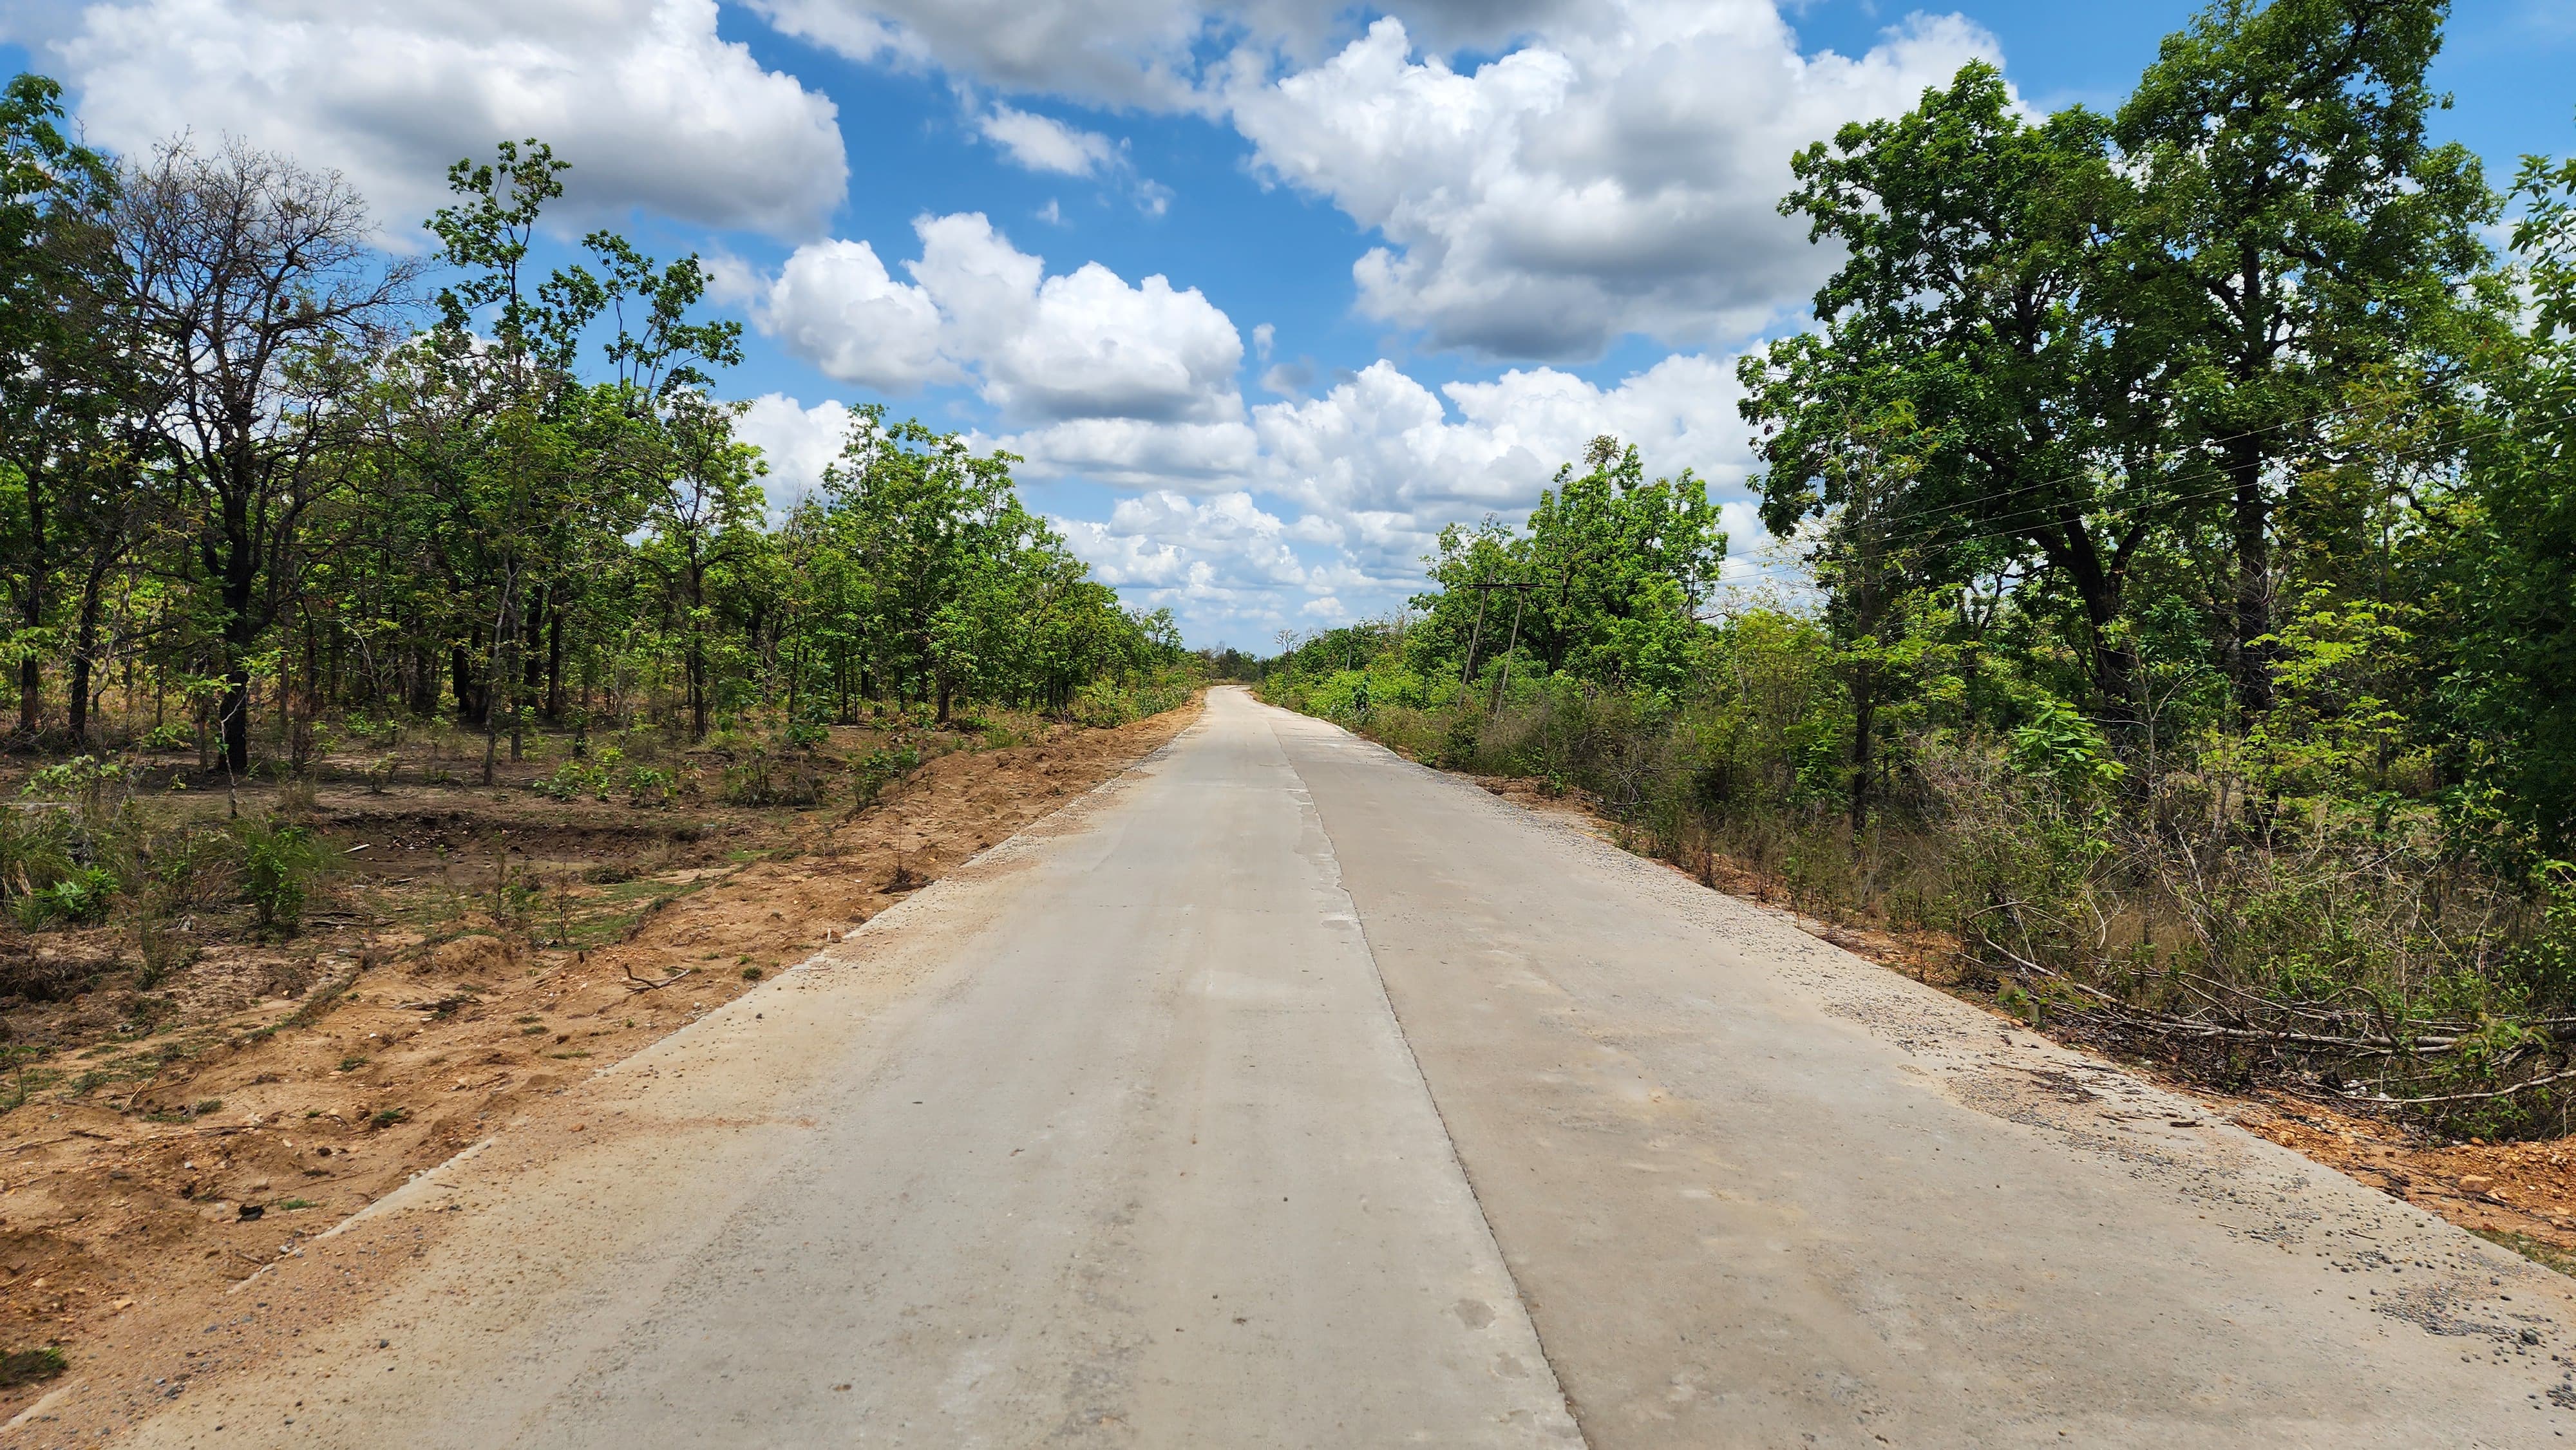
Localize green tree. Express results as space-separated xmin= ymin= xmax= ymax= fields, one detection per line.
xmin=1739 ymin=63 xmax=2163 ymax=720
xmin=2116 ymin=0 xmax=2497 ymax=709
xmin=0 ymin=73 xmax=121 ymax=738
xmin=2445 ymin=147 xmax=2576 ymax=854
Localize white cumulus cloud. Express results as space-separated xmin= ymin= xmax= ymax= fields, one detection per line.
xmin=1023 ymin=348 xmax=1759 ymax=639
xmin=19 ymin=0 xmax=849 ymax=241
xmin=1238 ymin=352 xmax=1754 ymax=588
xmin=735 ymin=393 xmax=862 ymax=514
xmin=757 ymin=212 xmax=1245 ymax=424
xmin=976 ymin=103 xmax=1117 ymax=174
xmin=759 ymin=239 xmax=952 ymax=393
xmin=1226 ymin=5 xmax=2000 ymax=357
xmin=742 ymin=0 xmax=1586 ymax=107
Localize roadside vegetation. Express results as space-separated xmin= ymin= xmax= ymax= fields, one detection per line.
xmin=1262 ymin=0 xmax=2576 ymax=1142
xmin=0 ymin=88 xmax=1198 ymax=1031
xmin=0 ymin=70 xmax=1209 ymax=1379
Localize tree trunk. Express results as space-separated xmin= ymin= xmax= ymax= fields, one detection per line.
xmin=1849 ymin=661 xmax=1875 ymax=838
xmin=2226 ymin=437 xmax=2273 ymax=715
xmin=66 ymin=561 xmax=108 ymax=746
xmin=220 ymin=560 xmax=260 ymax=776
xmin=409 ymin=641 xmax=440 ymax=717
xmin=15 ymin=466 xmax=46 ymax=737
xmin=688 ymin=635 xmax=709 ymax=741
xmin=452 ymin=639 xmax=486 ymax=726
xmin=544 ymin=595 xmax=565 ymax=722
xmin=220 ymin=665 xmax=252 ymax=776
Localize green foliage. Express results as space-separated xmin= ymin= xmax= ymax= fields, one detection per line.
xmin=0 ymin=805 xmax=74 ymax=900
xmin=2005 ymin=699 xmax=2125 ymax=799
xmin=23 ymin=865 xmax=117 ymax=926
xmin=721 ymin=743 xmax=820 ymax=807
xmin=623 ymin=766 xmax=676 ymax=808
xmin=229 ymin=816 xmax=322 ymax=936
xmin=849 ymin=744 xmax=921 ymax=811
xmin=531 ymin=759 xmax=612 ymax=802
xmin=0 ymin=1345 xmax=66 ymax=1388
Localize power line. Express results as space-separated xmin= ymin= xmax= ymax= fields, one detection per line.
xmin=1774 ymin=391 xmax=2431 ymax=545
xmin=1798 ymin=413 xmax=2508 ymax=563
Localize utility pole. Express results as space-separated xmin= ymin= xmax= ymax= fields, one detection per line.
xmin=1486 ymin=581 xmax=1535 ymax=717
xmin=1459 ymin=583 xmax=1490 ymax=688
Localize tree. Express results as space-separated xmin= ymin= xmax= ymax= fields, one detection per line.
xmin=1739 ymin=63 xmax=2169 ymax=721
xmin=822 ymin=413 xmax=1024 ymax=723
xmin=2445 ymin=149 xmax=2576 ymax=854
xmin=642 ymin=391 xmax=766 ymax=741
xmin=117 ymin=138 xmax=417 ymax=774
xmin=2116 ymin=0 xmax=2496 ymax=710
xmin=0 ymin=73 xmax=121 ymax=737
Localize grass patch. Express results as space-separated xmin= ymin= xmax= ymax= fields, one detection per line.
xmin=549 ymin=876 xmax=718 ymax=949
xmin=0 ymin=1347 xmax=65 ymax=1389
xmin=2470 ymin=1228 xmax=2576 ymax=1277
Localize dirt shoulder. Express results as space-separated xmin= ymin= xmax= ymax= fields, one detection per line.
xmin=0 ymin=697 xmax=1200 ymax=1426
xmin=1459 ymin=772 xmax=2576 ymax=1278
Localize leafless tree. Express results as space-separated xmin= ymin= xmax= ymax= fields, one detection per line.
xmin=116 ymin=137 xmax=418 ymax=773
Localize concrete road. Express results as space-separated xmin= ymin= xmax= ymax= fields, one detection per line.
xmin=95 ymin=688 xmax=2576 ymax=1447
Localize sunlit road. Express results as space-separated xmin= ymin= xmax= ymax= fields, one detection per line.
xmin=97 ymin=687 xmax=2576 ymax=1448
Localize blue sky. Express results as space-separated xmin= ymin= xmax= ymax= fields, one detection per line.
xmin=5 ymin=0 xmax=2570 ymax=649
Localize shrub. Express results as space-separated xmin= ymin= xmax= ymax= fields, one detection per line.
xmin=230 ymin=817 xmax=323 ymax=936
xmin=0 ymin=808 xmax=75 ymax=903
xmin=145 ymin=823 xmax=236 ymax=910
xmin=623 ymin=767 xmax=674 ymax=808
xmin=30 ymin=867 xmax=118 ymax=927
xmin=721 ymin=746 xmax=819 ymax=806
xmin=849 ymin=744 xmax=920 ymax=811
xmin=531 ymin=760 xmax=611 ymax=802
xmin=138 ymin=722 xmax=194 ymax=752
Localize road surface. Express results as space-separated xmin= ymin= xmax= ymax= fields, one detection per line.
xmin=77 ymin=687 xmax=2576 ymax=1447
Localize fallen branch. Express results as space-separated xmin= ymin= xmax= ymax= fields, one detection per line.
xmin=2331 ymin=1066 xmax=2576 ymax=1107
xmin=623 ymin=965 xmax=694 ymax=993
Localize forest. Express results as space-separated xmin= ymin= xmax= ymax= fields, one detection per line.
xmin=0 ymin=105 xmax=1188 ymax=783
xmin=1260 ymin=0 xmax=2576 ymax=1135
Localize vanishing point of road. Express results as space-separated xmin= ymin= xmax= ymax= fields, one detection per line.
xmin=86 ymin=688 xmax=2576 ymax=1447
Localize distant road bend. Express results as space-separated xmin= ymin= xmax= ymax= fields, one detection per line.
xmin=110 ymin=687 xmax=2576 ymax=1447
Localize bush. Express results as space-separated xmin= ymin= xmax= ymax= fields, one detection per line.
xmin=721 ymin=746 xmax=821 ymax=807
xmin=230 ymin=817 xmax=323 ymax=936
xmin=33 ymin=867 xmax=118 ymax=927
xmin=849 ymin=744 xmax=920 ymax=811
xmin=531 ymin=760 xmax=611 ymax=802
xmin=1269 ymin=646 xmax=2576 ymax=1136
xmin=0 ymin=807 xmax=75 ymax=903
xmin=624 ymin=766 xmax=674 ymax=808
xmin=144 ymin=823 xmax=236 ymax=910
xmin=138 ymin=722 xmax=194 ymax=752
